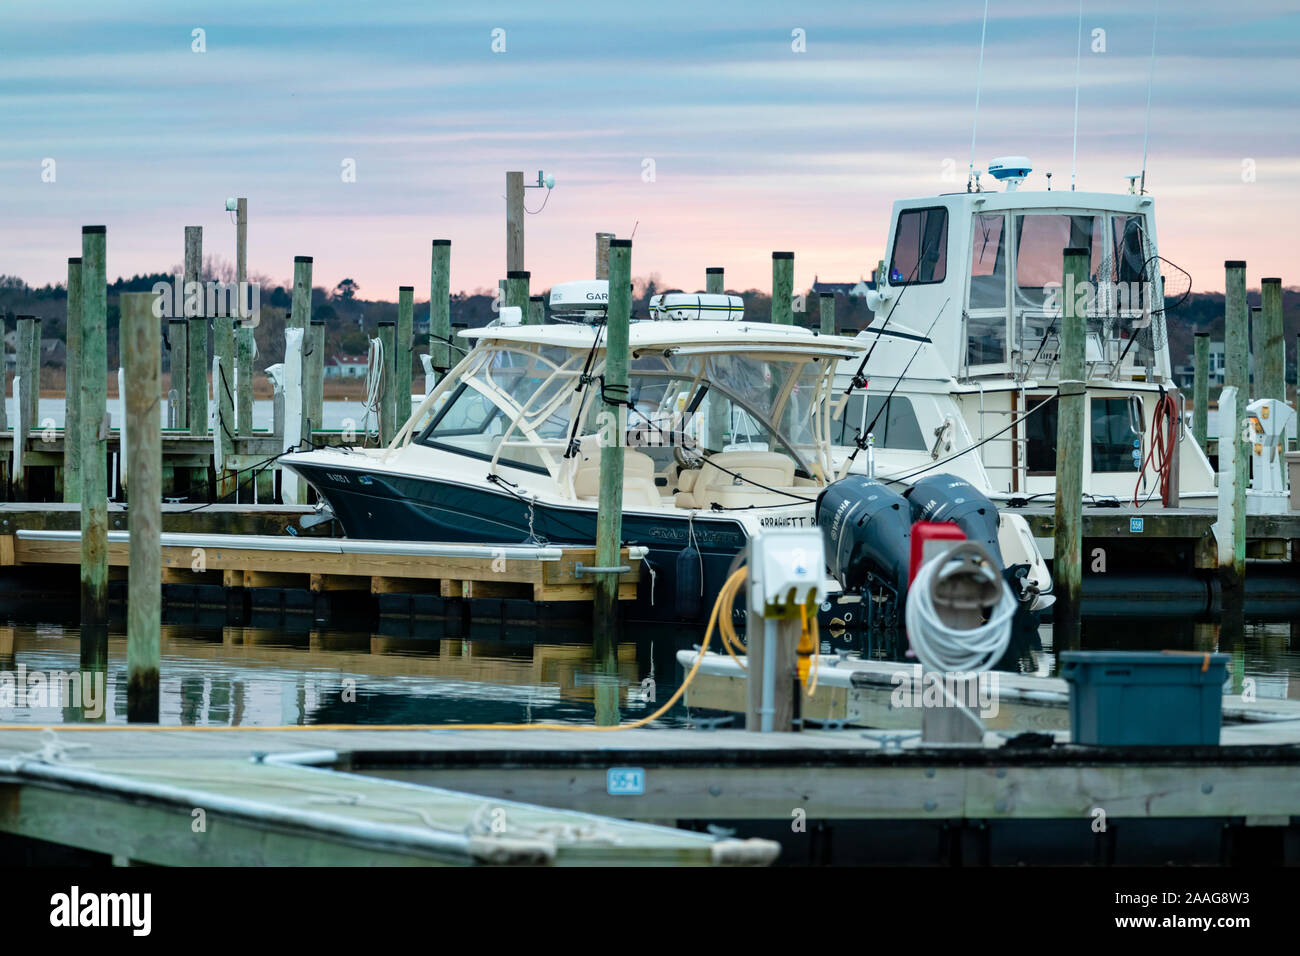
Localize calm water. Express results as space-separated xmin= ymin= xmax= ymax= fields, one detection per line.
xmin=0 ymin=616 xmax=1294 ymax=727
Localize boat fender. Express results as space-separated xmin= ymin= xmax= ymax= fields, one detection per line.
xmin=676 ymin=545 xmax=703 ymax=620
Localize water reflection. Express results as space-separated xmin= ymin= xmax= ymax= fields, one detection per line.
xmin=0 ymin=613 xmax=1295 ymax=727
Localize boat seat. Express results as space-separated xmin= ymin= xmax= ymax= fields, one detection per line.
xmin=674 ymin=451 xmax=796 ymax=509
xmin=696 ymin=484 xmax=811 ymax=511
xmin=571 ymin=442 xmax=661 ymax=509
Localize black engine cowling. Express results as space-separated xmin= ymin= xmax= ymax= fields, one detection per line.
xmin=815 ymin=475 xmax=912 ymax=596
xmin=903 ymin=474 xmax=1004 ymax=570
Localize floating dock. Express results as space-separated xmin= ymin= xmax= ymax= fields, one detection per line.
xmin=0 ymin=728 xmax=773 ymax=866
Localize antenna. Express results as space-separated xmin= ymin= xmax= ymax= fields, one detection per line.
xmin=1139 ymin=0 xmax=1160 ymax=194
xmin=1070 ymin=0 xmax=1083 ymax=191
xmin=967 ymin=0 xmax=990 ymax=191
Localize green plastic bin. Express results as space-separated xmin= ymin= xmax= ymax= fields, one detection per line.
xmin=1059 ymin=651 xmax=1229 ymax=746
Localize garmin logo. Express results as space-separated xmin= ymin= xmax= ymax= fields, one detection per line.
xmin=50 ymin=886 xmax=151 ymax=936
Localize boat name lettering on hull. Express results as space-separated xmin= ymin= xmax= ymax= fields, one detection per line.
xmin=760 ymin=515 xmax=810 ymax=527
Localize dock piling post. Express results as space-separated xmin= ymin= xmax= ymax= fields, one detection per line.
xmin=184 ymin=226 xmax=207 ymax=441
xmin=15 ymin=317 xmax=36 ymax=497
xmin=1214 ymin=386 xmax=1247 ymax=587
xmin=1193 ymin=332 xmax=1209 ymax=452
xmin=28 ymin=316 xmax=40 ymax=429
xmin=306 ymin=319 xmax=325 ymax=438
xmin=396 ymin=286 xmax=414 ymax=421
xmin=819 ymin=291 xmax=835 ymax=336
xmin=594 ymin=238 xmax=632 ymax=643
xmin=506 ymin=171 xmax=525 ymax=272
xmin=378 ymin=321 xmax=397 ymax=446
xmin=705 ymin=268 xmax=728 ymax=448
xmin=596 ymin=233 xmax=614 ymax=280
xmin=80 ymin=225 xmax=109 ymax=662
xmin=1053 ymin=247 xmax=1090 ymax=622
xmin=282 ymin=328 xmax=306 ymax=503
xmin=506 ymin=270 xmax=530 ymax=321
xmin=1261 ymin=278 xmax=1285 ymax=406
xmin=429 ymin=240 xmax=451 ymax=386
xmin=528 ymin=295 xmax=545 ymax=328
xmin=705 ymin=266 xmax=724 ymax=295
xmin=237 ymin=323 xmax=254 ymax=436
xmin=121 ymin=292 xmax=161 ymax=722
xmin=771 ymin=252 xmax=794 ymax=325
xmin=168 ymin=318 xmax=187 ymax=430
xmin=1223 ymin=261 xmax=1249 ymax=590
xmin=65 ymin=258 xmax=84 ymax=502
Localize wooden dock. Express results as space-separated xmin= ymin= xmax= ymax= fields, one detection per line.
xmin=2 ymin=722 xmax=1295 ymax=866
xmin=0 ymin=530 xmax=642 ymax=605
xmin=0 ymin=728 xmax=774 ymax=866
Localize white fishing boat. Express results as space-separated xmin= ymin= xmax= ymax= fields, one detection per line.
xmin=831 ymin=158 xmax=1215 ymax=506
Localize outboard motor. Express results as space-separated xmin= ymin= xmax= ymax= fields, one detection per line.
xmin=815 ymin=475 xmax=912 ymax=599
xmin=903 ymin=474 xmax=1004 ymax=570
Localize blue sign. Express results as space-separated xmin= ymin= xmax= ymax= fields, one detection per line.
xmin=606 ymin=767 xmax=646 ymax=796
xmin=1130 ymin=517 xmax=1144 ymax=533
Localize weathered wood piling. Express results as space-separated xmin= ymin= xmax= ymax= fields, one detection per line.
xmin=1192 ymin=331 xmax=1209 ymax=452
xmin=819 ymin=291 xmax=835 ymax=335
xmin=1223 ymin=261 xmax=1249 ymax=588
xmin=120 ymin=292 xmax=161 ymax=722
xmin=429 ymin=240 xmax=451 ymax=386
xmin=63 ymin=259 xmax=82 ymax=502
xmin=378 ymin=321 xmax=397 ymax=446
xmin=771 ymin=252 xmax=794 ymax=325
xmin=79 ymin=225 xmax=109 ymax=664
xmin=1053 ymin=247 xmax=1089 ymax=621
xmin=396 ymin=286 xmax=414 ymax=415
xmin=594 ymin=238 xmax=632 ymax=639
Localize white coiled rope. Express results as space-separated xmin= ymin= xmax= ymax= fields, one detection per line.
xmin=905 ymin=546 xmax=1017 ymax=674
xmin=361 ymin=335 xmax=385 ymax=442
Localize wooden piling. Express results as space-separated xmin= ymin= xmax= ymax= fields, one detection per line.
xmin=14 ymin=317 xmax=36 ymax=498
xmin=378 ymin=321 xmax=397 ymax=446
xmin=704 ymin=269 xmax=728 ymax=447
xmin=396 ymin=286 xmax=414 ymax=423
xmin=1223 ymin=261 xmax=1248 ymax=586
xmin=594 ymin=239 xmax=632 ymax=638
xmin=120 ymin=292 xmax=161 ymax=722
xmin=28 ymin=315 xmax=40 ymax=428
xmin=64 ymin=260 xmax=83 ymax=501
xmin=80 ymin=225 xmax=109 ymax=649
xmin=214 ymin=312 xmax=235 ymax=463
xmin=429 ymin=240 xmax=451 ymax=385
xmin=596 ymin=233 xmax=614 ymax=280
xmin=307 ymin=319 xmax=325 ymax=437
xmin=187 ymin=310 xmax=208 ymax=441
xmin=1193 ymin=331 xmax=1209 ymax=452
xmin=705 ymin=267 xmax=724 ymax=295
xmin=168 ymin=318 xmax=187 ymax=430
xmin=506 ymin=171 xmax=525 ymax=272
xmin=1215 ymin=386 xmax=1246 ymax=585
xmin=237 ymin=324 xmax=254 ymax=436
xmin=529 ymin=295 xmax=545 ymax=327
xmin=506 ymin=270 xmax=530 ymax=321
xmin=1053 ymin=247 xmax=1090 ymax=621
xmin=1260 ymin=278 xmax=1285 ymax=404
xmin=819 ymin=292 xmax=835 ymax=335
xmin=771 ymin=252 xmax=794 ymax=325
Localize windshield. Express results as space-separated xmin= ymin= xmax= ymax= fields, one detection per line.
xmin=418 ymin=342 xmax=834 ymax=480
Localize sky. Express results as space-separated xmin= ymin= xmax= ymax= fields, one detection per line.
xmin=2 ymin=0 xmax=1298 ymax=298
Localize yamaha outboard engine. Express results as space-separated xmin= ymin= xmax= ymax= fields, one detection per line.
xmin=815 ymin=475 xmax=912 ymax=600
xmin=903 ymin=474 xmax=1004 ymax=569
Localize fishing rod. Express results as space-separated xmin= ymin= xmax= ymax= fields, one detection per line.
xmin=845 ymin=298 xmax=950 ymax=467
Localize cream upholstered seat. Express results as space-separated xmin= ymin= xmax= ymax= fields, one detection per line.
xmin=674 ymin=451 xmax=797 ymax=509
xmin=571 ymin=440 xmax=662 ymax=509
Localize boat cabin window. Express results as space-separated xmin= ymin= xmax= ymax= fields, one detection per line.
xmin=889 ymin=207 xmax=948 ymax=285
xmin=1013 ymin=214 xmax=1103 ymax=310
xmin=967 ymin=212 xmax=1009 ymax=367
xmin=1090 ymin=397 xmax=1140 ymax=473
xmin=833 ymin=394 xmax=926 ymax=451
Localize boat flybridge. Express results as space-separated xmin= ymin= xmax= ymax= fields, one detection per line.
xmin=833 ymin=158 xmax=1216 ymax=506
xmin=280 ymin=283 xmax=1051 ymax=624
